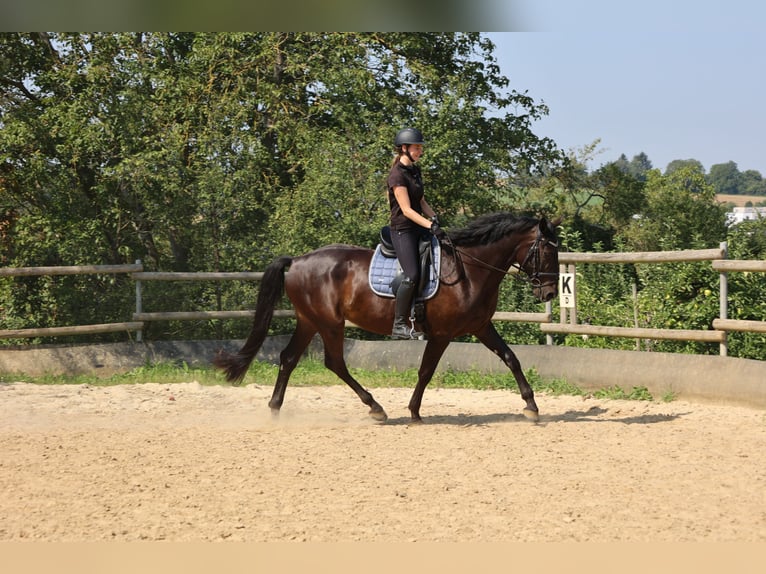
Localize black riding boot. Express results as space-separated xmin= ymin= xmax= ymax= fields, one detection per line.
xmin=391 ymin=277 xmax=423 ymax=340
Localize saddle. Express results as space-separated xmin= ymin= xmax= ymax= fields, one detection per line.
xmin=368 ymin=226 xmax=440 ymax=301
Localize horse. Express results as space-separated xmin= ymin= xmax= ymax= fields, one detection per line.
xmin=213 ymin=212 xmax=561 ymax=423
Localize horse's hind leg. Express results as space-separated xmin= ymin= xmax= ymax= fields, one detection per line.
xmin=321 ymin=328 xmax=388 ymax=422
xmin=268 ymin=320 xmax=317 ymax=416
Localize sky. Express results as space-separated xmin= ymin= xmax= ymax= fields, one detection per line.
xmin=484 ymin=1 xmax=766 ymax=175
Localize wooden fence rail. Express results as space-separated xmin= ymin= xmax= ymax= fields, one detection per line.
xmin=0 ymin=264 xmax=142 ymax=277
xmin=131 ymin=271 xmax=265 ymax=281
xmin=0 ymin=322 xmax=144 ymax=339
xmin=558 ymin=247 xmax=724 ymax=264
xmin=2 ymin=245 xmax=766 ymax=358
xmin=539 ymin=322 xmax=727 ymax=343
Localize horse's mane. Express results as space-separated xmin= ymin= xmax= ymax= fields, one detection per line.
xmin=448 ymin=212 xmax=540 ymax=247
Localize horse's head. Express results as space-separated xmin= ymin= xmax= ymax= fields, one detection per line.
xmin=519 ymin=216 xmax=561 ymax=302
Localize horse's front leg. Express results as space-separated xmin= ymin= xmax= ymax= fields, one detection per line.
xmin=408 ymin=338 xmax=451 ymax=423
xmin=474 ymin=323 xmax=539 ymax=422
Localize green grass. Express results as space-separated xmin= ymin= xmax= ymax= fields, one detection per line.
xmin=1 ymin=357 xmax=664 ymax=402
xmin=593 ymin=385 xmax=654 ymax=401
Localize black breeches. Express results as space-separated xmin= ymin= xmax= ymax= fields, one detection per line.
xmin=391 ymin=227 xmax=422 ymax=283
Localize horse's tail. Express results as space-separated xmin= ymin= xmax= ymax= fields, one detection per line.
xmin=212 ymin=255 xmax=293 ymax=384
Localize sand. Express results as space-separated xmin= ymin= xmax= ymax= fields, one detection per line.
xmin=0 ymin=381 xmax=764 ymax=542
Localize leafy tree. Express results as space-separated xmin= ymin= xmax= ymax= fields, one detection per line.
xmin=0 ymin=32 xmax=562 ymax=342
xmin=740 ymin=169 xmax=766 ymax=195
xmin=589 ymin=163 xmax=646 ymax=230
xmin=521 ymin=142 xmax=645 ymax=252
xmin=665 ymin=158 xmax=705 ymax=176
xmin=610 ymin=151 xmax=653 ymax=181
xmin=613 ymin=153 xmax=630 ymax=174
xmin=708 ymin=161 xmax=742 ymax=195
xmin=622 ymin=166 xmax=727 ymax=252
xmin=627 ymin=152 xmax=652 ymax=182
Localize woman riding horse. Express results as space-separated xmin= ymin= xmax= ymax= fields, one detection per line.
xmin=386 ymin=127 xmax=446 ymax=339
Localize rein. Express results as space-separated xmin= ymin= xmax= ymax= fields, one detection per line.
xmin=445 ymin=227 xmax=559 ymax=288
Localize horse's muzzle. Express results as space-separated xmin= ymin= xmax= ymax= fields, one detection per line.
xmin=534 ymin=285 xmax=557 ymax=302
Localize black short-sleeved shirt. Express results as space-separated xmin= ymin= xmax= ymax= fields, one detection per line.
xmin=387 ymin=161 xmax=424 ymax=231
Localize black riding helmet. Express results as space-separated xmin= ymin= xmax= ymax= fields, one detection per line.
xmin=394 ymin=127 xmax=425 ymax=147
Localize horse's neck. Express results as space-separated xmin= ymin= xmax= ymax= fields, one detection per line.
xmin=453 ymin=236 xmax=523 ymax=287
xmin=470 ymin=233 xmax=527 ymax=270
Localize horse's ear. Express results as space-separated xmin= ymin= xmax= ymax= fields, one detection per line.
xmin=539 ymin=216 xmax=562 ymax=231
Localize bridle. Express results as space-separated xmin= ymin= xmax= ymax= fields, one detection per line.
xmin=516 ymin=227 xmax=560 ymax=288
xmin=443 ymin=225 xmax=559 ymax=289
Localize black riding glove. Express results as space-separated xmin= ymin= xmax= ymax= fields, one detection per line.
xmin=430 ymin=221 xmax=446 ymax=241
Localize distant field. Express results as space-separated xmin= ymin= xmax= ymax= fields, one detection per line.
xmin=717 ymin=194 xmax=766 ymax=206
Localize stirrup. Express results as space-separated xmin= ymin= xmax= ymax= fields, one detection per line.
xmin=391 ymin=318 xmax=424 ymax=340
xmin=407 ymin=316 xmax=424 ymax=340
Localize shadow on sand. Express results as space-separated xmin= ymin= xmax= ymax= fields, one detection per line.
xmin=382 ymin=405 xmax=688 ymax=427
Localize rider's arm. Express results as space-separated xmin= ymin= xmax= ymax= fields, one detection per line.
xmin=393 ymin=186 xmax=433 ymax=229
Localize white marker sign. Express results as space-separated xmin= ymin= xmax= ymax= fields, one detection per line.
xmin=559 ymin=273 xmax=575 ymax=308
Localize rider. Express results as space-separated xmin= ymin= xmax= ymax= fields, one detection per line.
xmin=386 ymin=127 xmax=446 ymax=340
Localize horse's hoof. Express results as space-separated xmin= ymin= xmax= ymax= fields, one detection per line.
xmin=270 ymin=408 xmax=281 ymax=420
xmin=369 ymin=409 xmax=388 ymax=422
xmin=523 ymin=408 xmax=540 ymax=423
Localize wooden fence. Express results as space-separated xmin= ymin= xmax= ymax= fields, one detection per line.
xmin=552 ymin=244 xmax=734 ymax=355
xmin=0 ymin=264 xmax=144 ymax=340
xmin=2 ymin=244 xmax=766 ymax=357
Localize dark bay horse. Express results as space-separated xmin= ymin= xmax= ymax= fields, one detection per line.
xmin=213 ymin=212 xmax=560 ymax=423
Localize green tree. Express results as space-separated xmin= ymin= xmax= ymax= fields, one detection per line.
xmin=520 ymin=142 xmax=645 ymax=252
xmin=665 ymin=158 xmax=705 ymax=176
xmin=613 ymin=153 xmax=630 ymax=174
xmin=590 ymin=163 xmax=646 ymax=230
xmin=1 ymin=32 xmax=562 ymax=341
xmin=628 ymin=152 xmax=652 ymax=182
xmin=740 ymin=169 xmax=766 ymax=195
xmin=1 ymin=33 xmax=561 ymax=267
xmin=622 ymin=166 xmax=727 ymax=252
xmin=708 ymin=161 xmax=742 ymax=195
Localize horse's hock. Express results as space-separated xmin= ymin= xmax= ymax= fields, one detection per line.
xmin=1 ymin=338 xmax=765 ymax=410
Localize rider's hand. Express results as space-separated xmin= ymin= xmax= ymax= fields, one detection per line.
xmin=430 ymin=221 xmax=446 ymax=241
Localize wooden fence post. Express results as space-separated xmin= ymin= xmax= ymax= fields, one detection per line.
xmin=135 ymin=260 xmax=143 ymax=343
xmin=719 ymin=242 xmax=728 ymax=357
